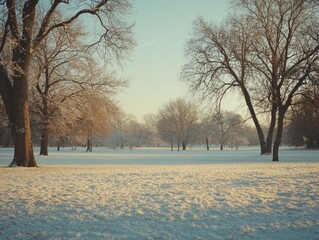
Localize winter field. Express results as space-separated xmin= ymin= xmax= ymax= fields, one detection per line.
xmin=0 ymin=147 xmax=318 ymax=240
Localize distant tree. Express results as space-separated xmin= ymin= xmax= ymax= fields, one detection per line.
xmin=212 ymin=111 xmax=243 ymax=150
xmin=287 ymin=88 xmax=319 ymax=148
xmin=107 ymin=110 xmax=131 ymax=149
xmin=0 ymin=0 xmax=134 ymax=167
xmin=156 ymin=110 xmax=177 ymax=151
xmin=107 ymin=129 xmax=127 ymax=149
xmin=73 ymin=88 xmax=119 ymax=152
xmin=157 ymin=98 xmax=199 ymax=150
xmin=199 ymin=111 xmax=215 ymax=150
xmin=143 ymin=113 xmax=161 ymax=147
xmin=126 ymin=120 xmax=152 ymax=150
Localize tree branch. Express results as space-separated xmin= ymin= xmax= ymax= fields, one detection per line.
xmin=32 ymin=0 xmax=108 ymax=51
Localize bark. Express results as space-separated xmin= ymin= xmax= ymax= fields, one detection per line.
xmin=205 ymin=138 xmax=209 ymax=150
xmin=0 ymin=65 xmax=37 ymax=167
xmin=241 ymin=86 xmax=267 ymax=154
xmin=272 ymin=111 xmax=285 ymax=162
xmin=10 ymin=74 xmax=37 ymax=167
xmin=39 ymin=125 xmax=49 ymax=156
xmin=265 ymin=104 xmax=277 ymax=154
xmin=220 ymin=144 xmax=223 ymax=151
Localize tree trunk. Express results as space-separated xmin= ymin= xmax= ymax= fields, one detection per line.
xmin=0 ymin=66 xmax=37 ymax=167
xmin=205 ymin=138 xmax=209 ymax=150
xmin=182 ymin=141 xmax=186 ymax=150
xmin=220 ymin=144 xmax=223 ymax=150
xmin=265 ymin=104 xmax=277 ymax=154
xmin=272 ymin=111 xmax=285 ymax=162
xmin=39 ymin=126 xmax=49 ymax=156
xmin=86 ymin=138 xmax=92 ymax=152
xmin=9 ymin=75 xmax=37 ymax=167
xmin=240 ymin=87 xmax=268 ymax=154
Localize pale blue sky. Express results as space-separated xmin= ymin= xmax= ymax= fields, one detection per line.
xmin=118 ymin=1 xmax=231 ymax=120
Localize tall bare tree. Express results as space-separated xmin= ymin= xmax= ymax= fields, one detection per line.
xmin=235 ymin=0 xmax=319 ymax=161
xmin=181 ymin=15 xmax=274 ymax=155
xmin=0 ymin=0 xmax=134 ymax=166
xmin=182 ymin=0 xmax=318 ymax=161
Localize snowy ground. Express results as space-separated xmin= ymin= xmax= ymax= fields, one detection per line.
xmin=0 ymin=147 xmax=318 ymax=240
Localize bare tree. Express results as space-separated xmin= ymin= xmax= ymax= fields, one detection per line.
xmin=182 ymin=0 xmax=318 ymax=161
xmin=157 ymin=109 xmax=178 ymax=151
xmin=211 ymin=111 xmax=243 ymax=150
xmin=30 ymin=22 xmax=86 ymax=155
xmin=0 ymin=0 xmax=134 ymax=166
xmin=199 ymin=111 xmax=215 ymax=150
xmin=73 ymin=90 xmax=116 ymax=152
xmin=30 ymin=24 xmax=127 ymax=155
xmin=181 ymin=15 xmax=273 ymax=155
xmin=235 ymin=0 xmax=319 ymax=161
xmin=157 ymin=98 xmax=199 ymax=150
xmin=107 ymin=110 xmax=131 ymax=149
xmin=126 ymin=120 xmax=152 ymax=150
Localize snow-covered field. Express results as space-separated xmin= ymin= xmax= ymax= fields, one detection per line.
xmin=0 ymin=147 xmax=318 ymax=240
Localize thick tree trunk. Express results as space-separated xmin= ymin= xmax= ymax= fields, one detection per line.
xmin=220 ymin=144 xmax=223 ymax=150
xmin=0 ymin=65 xmax=37 ymax=167
xmin=10 ymin=75 xmax=37 ymax=167
xmin=273 ymin=111 xmax=285 ymax=162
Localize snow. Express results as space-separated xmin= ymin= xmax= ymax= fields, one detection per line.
xmin=0 ymin=147 xmax=318 ymax=239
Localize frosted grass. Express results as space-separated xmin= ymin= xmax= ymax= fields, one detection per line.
xmin=0 ymin=147 xmax=318 ymax=239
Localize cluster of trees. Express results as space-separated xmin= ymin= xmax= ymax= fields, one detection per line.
xmin=0 ymin=0 xmax=134 ymax=166
xmin=105 ymin=111 xmax=155 ymax=150
xmin=104 ymin=98 xmax=258 ymax=151
xmin=1 ymin=96 xmax=260 ymax=151
xmin=181 ymin=0 xmax=319 ymax=161
xmin=286 ymin=86 xmax=319 ymax=149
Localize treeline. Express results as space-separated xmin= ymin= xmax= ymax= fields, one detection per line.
xmin=2 ymin=95 xmax=318 ymax=152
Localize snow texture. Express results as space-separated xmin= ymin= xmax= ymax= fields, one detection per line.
xmin=0 ymin=147 xmax=318 ymax=240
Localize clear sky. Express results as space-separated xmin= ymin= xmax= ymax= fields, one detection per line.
xmin=118 ymin=0 xmax=231 ymax=120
